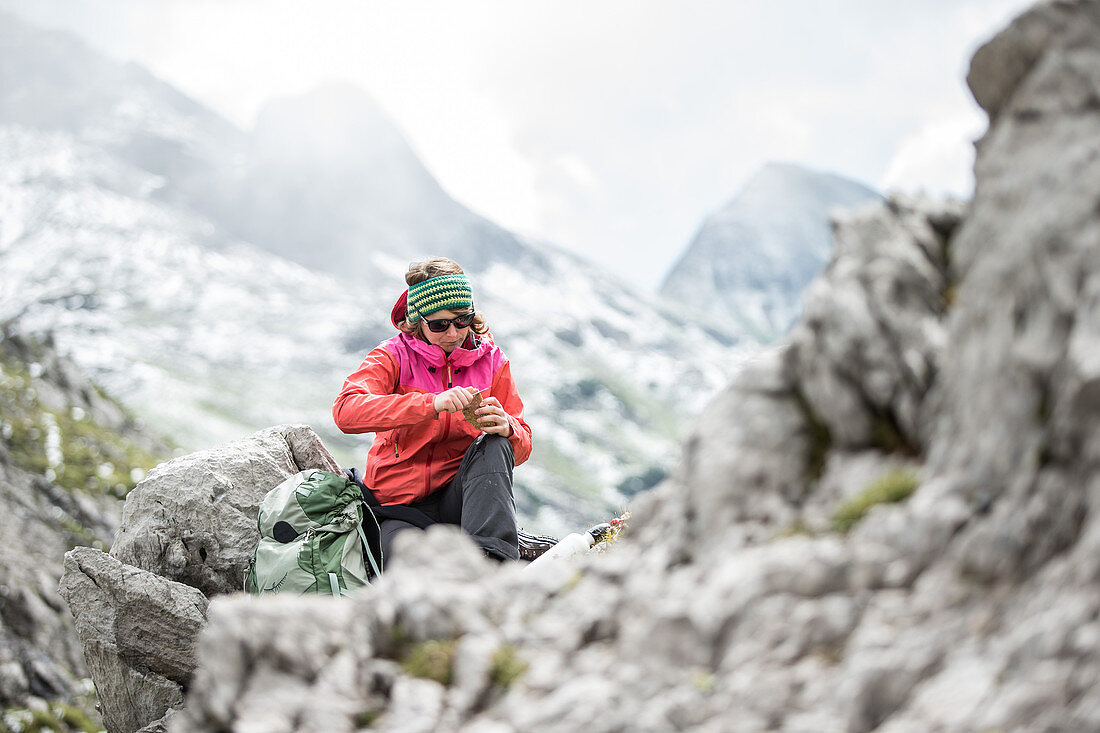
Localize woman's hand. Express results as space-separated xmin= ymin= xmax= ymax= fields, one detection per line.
xmin=475 ymin=396 xmax=513 ymax=438
xmin=434 ymin=386 xmax=477 ymax=414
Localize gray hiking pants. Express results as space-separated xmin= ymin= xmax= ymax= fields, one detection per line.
xmin=379 ymin=434 xmax=519 ymax=563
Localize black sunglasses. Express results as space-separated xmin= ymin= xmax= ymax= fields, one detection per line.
xmin=423 ymin=311 xmax=476 ymax=333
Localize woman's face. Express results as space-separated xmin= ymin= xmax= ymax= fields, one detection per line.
xmin=418 ymin=309 xmax=473 ymax=354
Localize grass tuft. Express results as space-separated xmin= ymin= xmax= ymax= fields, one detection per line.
xmin=400 ymin=639 xmax=458 ymax=687
xmin=488 ymin=645 xmax=528 ymax=691
xmin=0 ymin=703 xmax=101 ymax=733
xmin=831 ymin=470 xmax=919 ymax=534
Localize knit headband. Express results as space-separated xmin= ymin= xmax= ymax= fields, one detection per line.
xmin=406 ymin=274 xmax=473 ymax=323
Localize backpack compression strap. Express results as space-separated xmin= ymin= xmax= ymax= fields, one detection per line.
xmin=356 ymin=522 xmax=382 ymax=578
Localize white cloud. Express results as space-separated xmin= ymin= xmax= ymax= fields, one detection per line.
xmin=880 ymin=111 xmax=985 ymax=198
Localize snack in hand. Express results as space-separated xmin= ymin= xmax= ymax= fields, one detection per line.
xmin=461 ymin=390 xmax=486 ymax=428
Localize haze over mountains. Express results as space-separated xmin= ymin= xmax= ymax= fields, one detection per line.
xmin=662 ymin=162 xmax=883 ymax=341
xmin=0 ymin=11 xmax=879 ymax=534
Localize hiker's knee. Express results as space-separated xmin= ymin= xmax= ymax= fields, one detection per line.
xmin=483 ymin=433 xmax=513 ymax=454
xmin=468 ymin=433 xmax=514 ymax=469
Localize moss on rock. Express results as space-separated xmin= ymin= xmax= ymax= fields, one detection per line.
xmin=400 ymin=639 xmax=458 ymax=686
xmin=831 ymin=469 xmax=919 ymax=533
xmin=488 ymin=644 xmax=528 ymax=691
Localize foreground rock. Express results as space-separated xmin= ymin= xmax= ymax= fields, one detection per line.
xmin=58 ymin=548 xmax=207 ymax=733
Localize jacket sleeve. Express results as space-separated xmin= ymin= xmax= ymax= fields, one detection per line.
xmin=491 ymin=359 xmax=533 ymax=466
xmin=332 ymin=348 xmax=437 ymax=434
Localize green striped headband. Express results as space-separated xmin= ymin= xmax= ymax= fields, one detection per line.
xmin=406 ymin=274 xmax=474 ymax=323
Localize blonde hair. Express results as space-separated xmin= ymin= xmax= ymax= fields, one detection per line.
xmin=399 ymin=257 xmax=488 ymax=336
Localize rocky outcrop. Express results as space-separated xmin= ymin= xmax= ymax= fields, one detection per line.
xmin=636 ymin=196 xmax=962 ymax=559
xmin=57 ymin=548 xmax=207 ymax=733
xmin=58 ymin=2 xmax=1100 ymax=731
xmin=109 ymin=424 xmax=339 ymax=597
xmin=931 ymin=0 xmax=1100 ymax=585
xmin=0 ymin=330 xmax=169 ymax=718
xmin=57 ymin=424 xmax=341 ymax=731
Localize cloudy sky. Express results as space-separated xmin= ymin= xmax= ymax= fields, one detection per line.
xmin=4 ymin=0 xmax=1034 ymax=288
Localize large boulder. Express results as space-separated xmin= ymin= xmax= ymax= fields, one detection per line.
xmin=173 ymin=527 xmax=505 ymax=733
xmin=110 ymin=424 xmax=339 ymax=596
xmin=53 ymin=423 xmax=344 ymax=732
xmin=58 ymin=547 xmax=208 ymax=733
xmin=929 ymin=0 xmax=1100 ymax=583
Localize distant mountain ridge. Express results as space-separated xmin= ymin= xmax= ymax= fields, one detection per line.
xmin=0 ymin=10 xmax=539 ymax=282
xmin=661 ymin=162 xmax=882 ymax=342
xmin=0 ymin=10 xmax=244 ymax=221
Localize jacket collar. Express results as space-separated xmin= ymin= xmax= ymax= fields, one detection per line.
xmin=397 ymin=331 xmax=491 ymax=367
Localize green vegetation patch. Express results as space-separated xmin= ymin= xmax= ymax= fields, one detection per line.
xmin=0 ymin=703 xmax=101 ymax=733
xmin=691 ymin=669 xmax=716 ymax=695
xmin=488 ymin=644 xmax=528 ymax=691
xmin=355 ymin=711 xmax=381 ymax=727
xmin=0 ymin=356 xmax=164 ymax=498
xmin=831 ymin=469 xmax=919 ymax=534
xmin=400 ymin=639 xmax=458 ymax=686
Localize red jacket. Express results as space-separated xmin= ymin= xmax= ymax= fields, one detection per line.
xmin=333 ymin=330 xmax=532 ymax=505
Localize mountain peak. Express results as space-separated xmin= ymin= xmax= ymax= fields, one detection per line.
xmin=726 ymin=161 xmax=879 ymax=215
xmin=251 ymin=80 xmax=408 ymax=160
xmin=660 ymin=162 xmax=882 ymax=341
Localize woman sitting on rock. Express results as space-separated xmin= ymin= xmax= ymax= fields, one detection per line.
xmin=333 ymin=257 xmax=531 ymax=565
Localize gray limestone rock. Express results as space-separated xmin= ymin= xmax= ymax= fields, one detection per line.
xmin=0 ymin=462 xmax=99 ymax=705
xmin=928 ymin=0 xmax=1100 ymax=582
xmin=0 ymin=331 xmax=163 ymax=714
xmin=109 ymin=424 xmax=339 ymax=596
xmin=170 ymin=594 xmax=360 ymax=733
xmin=136 ymin=707 xmax=179 ymax=733
xmin=58 ymin=547 xmax=207 ymax=733
xmin=786 ymin=195 xmax=959 ymax=455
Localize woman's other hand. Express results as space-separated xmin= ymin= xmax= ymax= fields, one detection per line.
xmin=475 ymin=396 xmax=513 ymax=438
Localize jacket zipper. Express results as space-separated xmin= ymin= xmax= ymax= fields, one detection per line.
xmin=425 ymin=358 xmax=454 ymax=496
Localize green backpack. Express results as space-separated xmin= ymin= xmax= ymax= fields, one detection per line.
xmin=247 ymin=470 xmax=383 ymax=597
